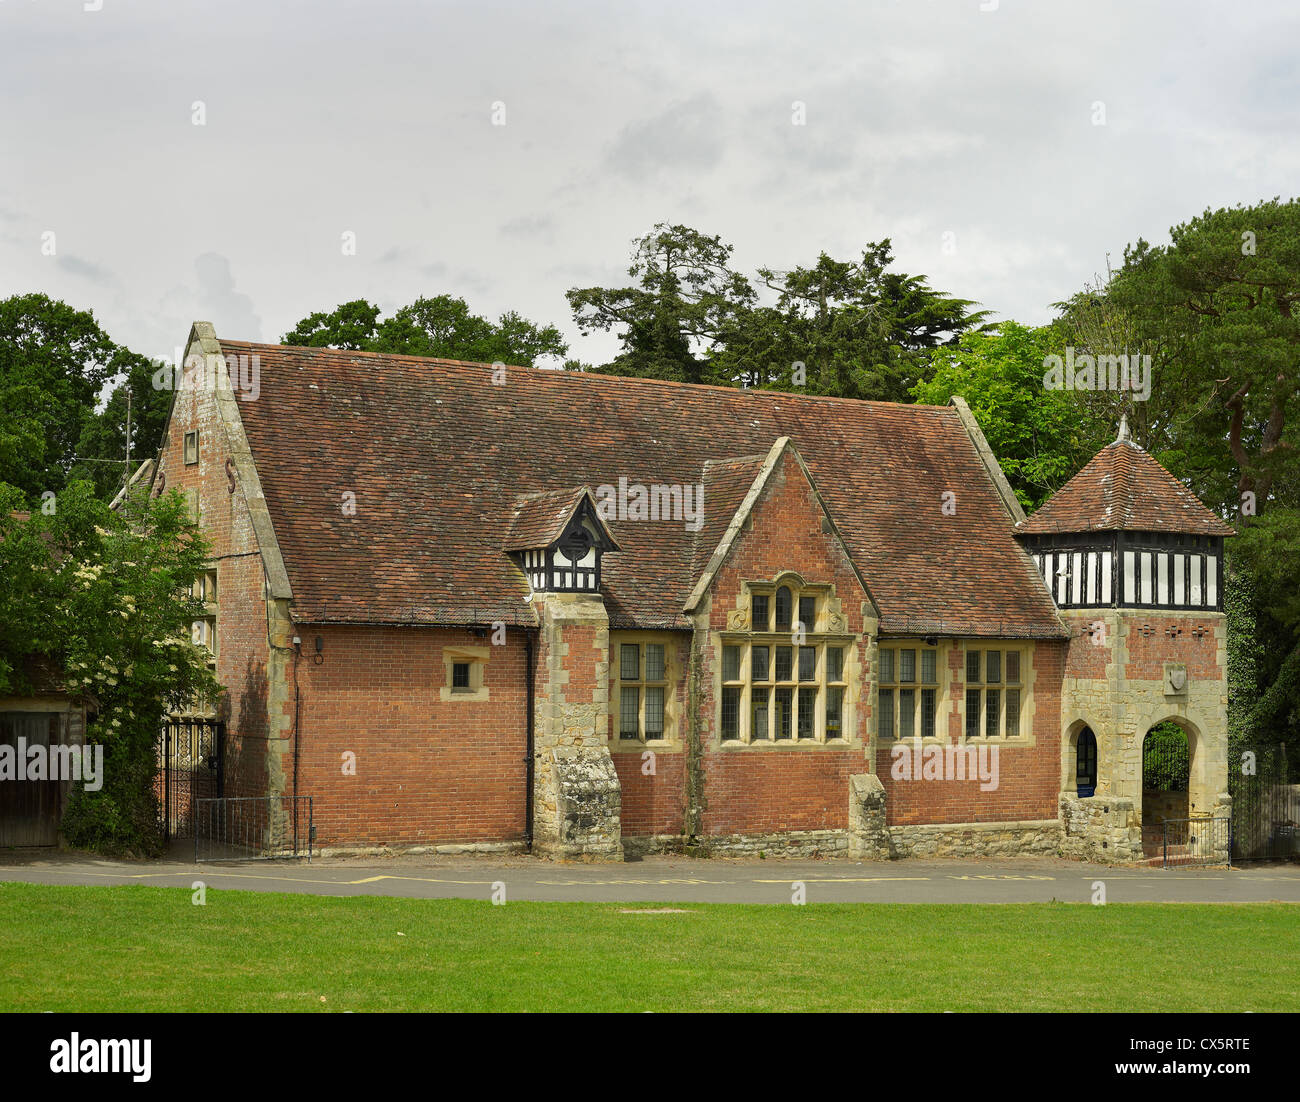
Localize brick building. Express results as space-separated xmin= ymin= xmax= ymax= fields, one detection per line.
xmin=151 ymin=322 xmax=1233 ymax=861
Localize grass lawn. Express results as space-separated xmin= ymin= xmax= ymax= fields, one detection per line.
xmin=0 ymin=882 xmax=1296 ymax=1011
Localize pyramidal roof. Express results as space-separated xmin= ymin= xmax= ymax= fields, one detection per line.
xmin=1017 ymin=418 xmax=1235 ymax=537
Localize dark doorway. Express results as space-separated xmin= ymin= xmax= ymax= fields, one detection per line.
xmin=0 ymin=712 xmax=68 ymax=846
xmin=1076 ymin=727 xmax=1097 ymax=797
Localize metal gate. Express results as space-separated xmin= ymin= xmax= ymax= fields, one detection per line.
xmin=156 ymin=719 xmax=224 ymax=841
xmin=1160 ymin=816 xmax=1230 ymax=867
xmin=1229 ymin=742 xmax=1300 ymax=862
xmin=194 ymin=796 xmax=313 ymax=862
xmin=1141 ymin=722 xmax=1190 ymax=856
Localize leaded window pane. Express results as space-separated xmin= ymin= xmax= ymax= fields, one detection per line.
xmin=797 ymin=687 xmax=817 ymax=739
xmin=1005 ymin=651 xmax=1020 ymax=684
xmin=899 ymin=649 xmax=916 ymax=683
xmin=798 ymin=595 xmax=815 ymax=630
xmin=986 ymin=650 xmax=1001 ymax=684
xmin=721 ymin=687 xmax=740 ymax=740
xmin=798 ymin=646 xmax=816 ymax=681
xmin=752 ymin=695 xmax=770 ymax=740
xmin=775 ymin=586 xmax=792 ymax=630
xmin=826 ymin=687 xmax=843 ymax=739
xmin=986 ymin=688 xmax=1001 ymax=738
xmin=774 ymin=646 xmax=793 ymax=682
xmin=644 ymin=686 xmax=665 ymax=737
xmin=966 ymin=650 xmax=981 ymax=683
xmin=646 ymin=643 xmax=665 ymax=681
xmin=827 ymin=646 xmax=844 ymax=682
xmin=879 ymin=649 xmax=894 ymax=685
xmin=722 ymin=645 xmax=740 ymax=682
xmin=920 ymin=649 xmax=936 ymax=684
xmin=620 ymin=644 xmax=640 ymax=681
xmin=878 ymin=689 xmax=894 ymax=738
xmin=899 ymin=688 xmax=915 ymax=738
xmin=620 ymin=686 xmax=640 ymax=738
xmin=921 ymin=687 xmax=936 ymax=739
xmin=752 ymin=593 xmax=769 ymax=631
xmin=965 ymin=688 xmax=980 ymax=739
xmin=1005 ymin=689 xmax=1020 ymax=738
xmin=774 ymin=687 xmax=793 ymax=738
xmin=752 ymin=646 xmax=770 ymax=682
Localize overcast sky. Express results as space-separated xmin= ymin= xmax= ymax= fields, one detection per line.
xmin=3 ymin=0 xmax=1298 ymax=369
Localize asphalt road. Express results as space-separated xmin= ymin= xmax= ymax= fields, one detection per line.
xmin=2 ymin=850 xmax=1299 ymax=903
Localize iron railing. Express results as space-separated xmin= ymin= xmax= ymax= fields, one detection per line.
xmin=194 ymin=795 xmax=313 ymax=862
xmin=1160 ymin=816 xmax=1230 ymax=868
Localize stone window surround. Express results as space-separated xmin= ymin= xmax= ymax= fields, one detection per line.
xmin=873 ymin=639 xmax=1037 ymax=748
xmin=608 ymin=631 xmax=683 ymax=749
xmin=715 ymin=574 xmax=858 ymax=749
xmin=439 ymin=645 xmax=491 ymax=702
xmin=877 ymin=641 xmax=942 ymax=741
xmin=184 ymin=429 xmax=199 ymax=466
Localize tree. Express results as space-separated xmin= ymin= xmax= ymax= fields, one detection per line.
xmin=0 ymin=480 xmax=218 ymax=855
xmin=730 ymin=241 xmax=990 ymax=401
xmin=283 ymin=295 xmax=568 ymax=367
xmin=566 ymin=224 xmax=756 ymax=384
xmin=911 ymin=322 xmax=1109 ymax=510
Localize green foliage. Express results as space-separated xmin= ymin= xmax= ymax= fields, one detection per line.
xmin=911 ymin=322 xmax=1110 ymax=509
xmin=283 ymin=295 xmax=568 ymax=367
xmin=0 ymin=481 xmax=218 ymax=855
xmin=1142 ymin=722 xmax=1190 ymax=791
xmin=0 ymin=294 xmax=169 ymax=504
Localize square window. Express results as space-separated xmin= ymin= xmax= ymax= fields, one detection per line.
xmin=879 ymin=649 xmax=894 ymax=685
xmin=645 ymin=686 xmax=665 ymax=738
xmin=722 ymin=645 xmax=741 ymax=682
xmin=620 ymin=644 xmax=640 ymax=681
xmin=798 ymin=646 xmax=816 ymax=681
xmin=752 ymin=645 xmax=770 ymax=682
xmin=774 ymin=646 xmax=793 ymax=682
xmin=827 ymin=646 xmax=844 ymax=683
xmin=184 ymin=430 xmax=199 ymax=465
xmin=721 ymin=686 xmax=740 ymax=740
xmin=752 ymin=593 xmax=769 ymax=631
xmin=621 ymin=686 xmax=641 ymax=739
xmin=798 ymin=595 xmax=815 ymax=630
xmin=899 ymin=649 xmax=916 ymax=683
xmin=966 ymin=650 xmax=981 ymax=684
xmin=646 ymin=643 xmax=665 ymax=681
xmin=452 ymin=662 xmax=471 ymax=689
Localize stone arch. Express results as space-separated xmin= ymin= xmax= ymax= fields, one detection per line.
xmin=1139 ymin=715 xmax=1201 ymax=852
xmin=1062 ymin=716 xmax=1106 ymax=796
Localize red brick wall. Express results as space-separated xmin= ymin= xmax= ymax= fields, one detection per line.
xmin=1122 ymin=615 xmax=1222 ymax=680
xmin=875 ymin=639 xmax=1067 ymax=826
xmin=155 ymin=373 xmax=272 ymax=801
xmin=293 ymin=625 xmax=528 ymax=847
xmin=696 ymin=449 xmax=871 ymax=836
xmin=611 ymin=634 xmax=689 ymax=837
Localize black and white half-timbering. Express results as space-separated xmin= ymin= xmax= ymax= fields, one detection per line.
xmin=1022 ymin=532 xmax=1224 ymax=612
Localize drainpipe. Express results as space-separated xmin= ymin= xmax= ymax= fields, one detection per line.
xmin=524 ymin=631 xmax=535 ymax=852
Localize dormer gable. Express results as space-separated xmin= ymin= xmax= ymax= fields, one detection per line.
xmin=503 ymin=487 xmax=620 ymax=593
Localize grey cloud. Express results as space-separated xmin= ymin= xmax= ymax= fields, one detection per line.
xmin=605 ymin=93 xmax=726 ymax=180
xmin=194 ymin=253 xmax=262 ymax=342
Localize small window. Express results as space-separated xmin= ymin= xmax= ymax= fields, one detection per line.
xmin=184 ymin=430 xmax=199 ymax=465
xmin=752 ymin=593 xmax=769 ymax=631
xmin=452 ymin=662 xmax=471 ymax=690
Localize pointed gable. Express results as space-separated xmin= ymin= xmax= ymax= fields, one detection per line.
xmin=1018 ymin=436 xmax=1235 ymax=536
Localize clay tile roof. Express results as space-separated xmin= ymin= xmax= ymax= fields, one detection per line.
xmin=220 ymin=339 xmax=1067 ymax=637
xmin=1017 ymin=438 xmax=1235 ymax=537
xmin=503 ymin=487 xmax=590 ymax=551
